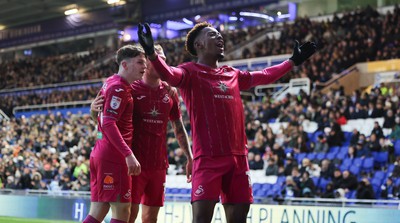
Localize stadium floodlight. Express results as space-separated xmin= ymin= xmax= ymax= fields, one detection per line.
xmin=107 ymin=0 xmax=120 ymax=4
xmin=182 ymin=18 xmax=193 ymax=25
xmin=239 ymin=11 xmax=274 ymax=22
xmin=0 ymin=25 xmax=5 ymax=30
xmin=64 ymin=8 xmax=78 ymax=15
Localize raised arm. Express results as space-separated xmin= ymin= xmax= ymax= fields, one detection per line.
xmin=239 ymin=40 xmax=316 ymax=90
xmin=138 ymin=23 xmax=185 ymax=87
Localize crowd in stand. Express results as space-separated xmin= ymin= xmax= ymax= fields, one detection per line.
xmin=245 ymin=82 xmax=400 ymax=199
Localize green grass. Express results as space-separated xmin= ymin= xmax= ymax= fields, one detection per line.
xmin=0 ymin=216 xmax=78 ymax=223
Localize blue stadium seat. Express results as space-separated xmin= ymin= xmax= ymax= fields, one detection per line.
xmin=371 ymin=177 xmax=382 ymax=188
xmin=254 ymin=189 xmax=267 ymax=197
xmin=373 ymin=151 xmax=389 ymax=168
xmin=336 ymin=152 xmax=346 ymax=160
xmin=373 ymin=171 xmax=386 ymax=181
xmin=262 ymin=183 xmax=272 ymax=191
xmin=277 ymin=176 xmax=286 ymax=186
xmin=329 ymin=146 xmax=340 ymax=154
xmin=349 ymin=165 xmax=360 ymax=175
xmin=307 ymin=153 xmax=317 ymax=161
xmin=341 ymin=158 xmax=353 ymax=169
xmin=394 ymin=140 xmax=400 ymax=156
xmin=312 ymin=177 xmax=320 ymax=187
xmin=339 ymin=146 xmax=349 ymax=155
xmin=316 ymin=153 xmax=327 ymax=161
xmin=362 ymin=157 xmax=374 ymax=173
xmin=296 ymin=153 xmax=307 ymax=163
xmin=326 ymin=152 xmax=337 ymax=160
xmin=252 ymin=183 xmax=262 ymax=191
xmin=353 ymin=157 xmax=363 ymax=168
xmin=318 ymin=178 xmax=330 ymax=192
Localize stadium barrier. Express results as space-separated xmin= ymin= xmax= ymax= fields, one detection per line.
xmin=1 ymin=189 xmax=400 ymax=223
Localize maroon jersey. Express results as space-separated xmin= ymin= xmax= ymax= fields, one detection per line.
xmin=131 ymin=80 xmax=181 ymax=170
xmin=91 ymin=74 xmax=134 ymax=163
xmin=151 ymin=56 xmax=293 ymax=159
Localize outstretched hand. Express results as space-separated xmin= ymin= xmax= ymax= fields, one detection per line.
xmin=138 ymin=23 xmax=155 ymax=56
xmin=289 ymin=40 xmax=317 ymax=66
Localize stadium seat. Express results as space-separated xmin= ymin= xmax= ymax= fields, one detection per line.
xmin=373 ymin=151 xmax=389 ymax=168
xmin=262 ymin=183 xmax=272 ymax=191
xmin=349 ymin=165 xmax=360 ymax=175
xmin=318 ymin=178 xmax=330 ymax=192
xmin=329 ymin=146 xmax=340 ymax=154
xmin=362 ymin=157 xmax=374 ymax=173
xmin=326 ymin=152 xmax=337 ymax=160
xmin=316 ymin=153 xmax=327 ymax=161
xmin=252 ymin=183 xmax=262 ymax=191
xmin=394 ymin=140 xmax=400 ymax=156
xmin=307 ymin=153 xmax=317 ymax=161
xmin=373 ymin=171 xmax=386 ymax=181
xmin=341 ymin=158 xmax=353 ymax=169
xmin=353 ymin=157 xmax=363 ymax=168
xmin=296 ymin=153 xmax=307 ymax=163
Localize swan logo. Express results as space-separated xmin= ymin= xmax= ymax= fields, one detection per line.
xmin=194 ymin=185 xmax=205 ymax=197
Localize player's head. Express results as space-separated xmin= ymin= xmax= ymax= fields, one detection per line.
xmin=116 ymin=44 xmax=147 ymax=82
xmin=185 ymin=22 xmax=224 ymax=60
xmin=145 ymin=44 xmax=166 ymax=79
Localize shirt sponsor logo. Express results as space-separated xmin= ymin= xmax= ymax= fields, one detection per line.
xmin=115 ymin=88 xmax=124 ymax=92
xmin=106 ymin=109 xmax=118 ymax=115
xmin=103 ymin=175 xmax=114 ymax=190
xmin=137 ymin=95 xmax=146 ymax=100
xmin=143 ymin=119 xmax=164 ymax=124
xmin=110 ymin=96 xmax=122 ymax=109
xmin=194 ymin=185 xmax=204 ymax=197
xmin=214 ymin=94 xmax=234 ymax=99
xmin=162 ymin=94 xmax=170 ymax=103
xmin=148 ymin=106 xmax=162 ymax=117
xmin=216 ymin=81 xmax=229 ymax=92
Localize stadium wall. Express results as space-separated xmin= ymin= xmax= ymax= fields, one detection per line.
xmin=1 ymin=194 xmax=400 ymax=223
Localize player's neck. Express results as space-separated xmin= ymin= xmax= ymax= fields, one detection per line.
xmin=197 ymin=56 xmax=219 ymax=69
xmin=117 ymin=71 xmax=138 ymax=84
xmin=143 ymin=74 xmax=160 ymax=88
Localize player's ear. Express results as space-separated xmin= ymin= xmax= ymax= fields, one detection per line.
xmin=121 ymin=60 xmax=128 ymax=70
xmin=194 ymin=40 xmax=203 ymax=50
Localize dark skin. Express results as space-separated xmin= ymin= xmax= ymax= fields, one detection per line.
xmin=141 ymin=23 xmax=315 ymax=223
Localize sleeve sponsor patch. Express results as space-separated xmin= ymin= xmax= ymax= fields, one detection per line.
xmin=110 ymin=96 xmax=122 ymax=109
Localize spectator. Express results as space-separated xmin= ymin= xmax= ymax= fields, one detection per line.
xmin=281 ymin=176 xmax=301 ymax=198
xmin=313 ymin=134 xmax=329 ymax=153
xmin=381 ymin=177 xmax=399 ymax=199
xmin=299 ymin=171 xmax=316 ymax=197
xmin=265 ymin=158 xmax=279 ymax=176
xmin=356 ymin=178 xmax=375 ymax=199
xmin=340 ymin=170 xmax=358 ymax=192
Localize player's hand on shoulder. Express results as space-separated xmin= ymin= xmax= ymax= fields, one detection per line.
xmin=289 ymin=40 xmax=317 ymax=66
xmin=163 ymin=81 xmax=178 ymax=98
xmin=125 ymin=154 xmax=141 ymax=176
xmin=91 ymin=91 xmax=104 ymax=112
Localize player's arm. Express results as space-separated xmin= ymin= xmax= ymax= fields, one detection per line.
xmin=138 ymin=23 xmax=186 ymax=87
xmin=239 ymin=40 xmax=316 ymax=90
xmin=171 ymin=117 xmax=193 ymax=183
xmin=101 ymin=86 xmax=140 ymax=175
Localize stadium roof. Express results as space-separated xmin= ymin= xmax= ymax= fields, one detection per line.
xmin=0 ymin=0 xmax=117 ymax=29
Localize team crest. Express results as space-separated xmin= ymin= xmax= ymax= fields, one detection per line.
xmin=162 ymin=94 xmax=170 ymax=103
xmin=110 ymin=96 xmax=122 ymax=109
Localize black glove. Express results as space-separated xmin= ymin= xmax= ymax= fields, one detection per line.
xmin=137 ymin=23 xmax=155 ymax=56
xmin=289 ymin=40 xmax=317 ymax=66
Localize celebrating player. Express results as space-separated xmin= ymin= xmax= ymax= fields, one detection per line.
xmin=83 ymin=45 xmax=146 ymax=223
xmin=90 ymin=45 xmax=193 ymax=223
xmin=138 ymin=22 xmax=316 ymax=223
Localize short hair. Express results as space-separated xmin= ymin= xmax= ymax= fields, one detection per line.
xmin=116 ymin=45 xmax=145 ymax=65
xmin=185 ymin=22 xmax=212 ymax=56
